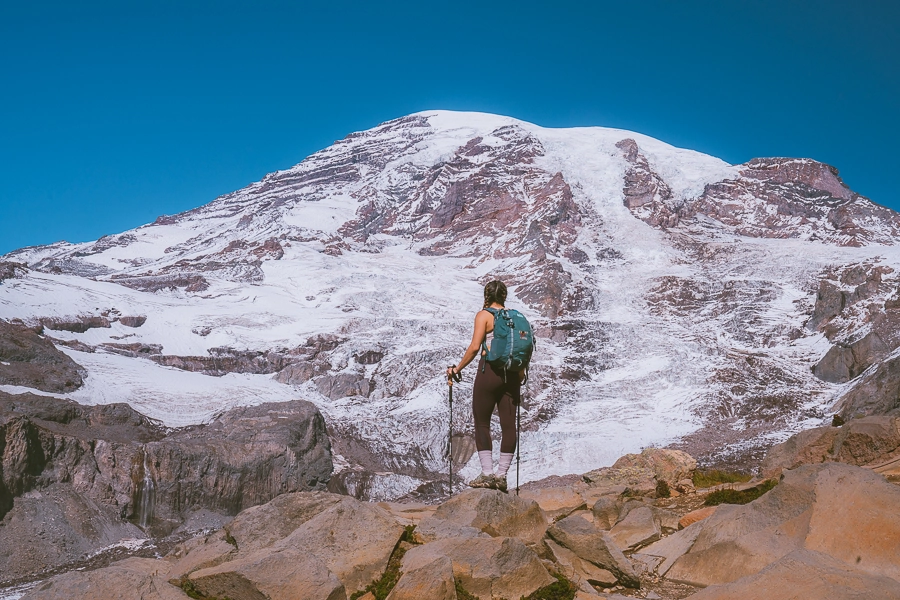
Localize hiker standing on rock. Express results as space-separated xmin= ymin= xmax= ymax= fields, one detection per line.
xmin=447 ymin=280 xmax=534 ymax=492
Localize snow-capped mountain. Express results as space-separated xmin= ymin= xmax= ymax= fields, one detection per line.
xmin=3 ymin=111 xmax=899 ymax=500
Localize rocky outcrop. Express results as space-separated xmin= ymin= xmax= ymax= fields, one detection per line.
xmin=190 ymin=497 xmax=403 ymax=597
xmin=416 ymin=488 xmax=547 ymax=546
xmin=16 ymin=442 xmax=900 ymax=600
xmin=22 ymin=557 xmax=187 ymax=600
xmin=0 ymin=320 xmax=84 ymax=392
xmin=581 ymin=448 xmax=696 ymax=497
xmin=618 ymin=138 xmax=680 ymax=228
xmin=835 ymin=352 xmax=900 ymax=418
xmin=401 ymin=536 xmax=554 ymax=600
xmin=547 ymin=514 xmax=640 ymax=588
xmin=688 ymin=549 xmax=900 ymax=600
xmin=691 ymin=158 xmax=900 ymax=246
xmin=661 ymin=463 xmax=900 ymax=587
xmin=0 ymin=261 xmax=27 ymax=282
xmin=760 ymin=416 xmax=900 ymax=477
xmin=0 ymin=393 xmax=332 ymax=582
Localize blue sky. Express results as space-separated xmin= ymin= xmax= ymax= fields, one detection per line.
xmin=1 ymin=1 xmax=897 ymax=255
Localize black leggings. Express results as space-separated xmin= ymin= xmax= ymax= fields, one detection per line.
xmin=472 ymin=358 xmax=520 ymax=453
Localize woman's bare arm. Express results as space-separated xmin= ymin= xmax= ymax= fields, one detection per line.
xmin=447 ymin=311 xmax=491 ymax=382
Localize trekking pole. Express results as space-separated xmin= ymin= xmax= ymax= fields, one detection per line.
xmin=516 ymin=400 xmax=521 ymax=496
xmin=446 ymin=367 xmax=462 ymax=498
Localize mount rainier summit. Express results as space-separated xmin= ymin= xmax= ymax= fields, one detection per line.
xmin=3 ymin=110 xmax=900 ymax=500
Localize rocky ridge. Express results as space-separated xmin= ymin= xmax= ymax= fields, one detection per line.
xmin=13 ymin=430 xmax=900 ymax=600
xmin=0 ymin=392 xmax=332 ymax=584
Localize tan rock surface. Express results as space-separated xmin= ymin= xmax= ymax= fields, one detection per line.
xmin=637 ymin=522 xmax=703 ymax=576
xmin=591 ymin=496 xmax=622 ymax=530
xmin=188 ymin=547 xmax=346 ymax=600
xmin=22 ymin=557 xmax=182 ymax=600
xmin=385 ymin=555 xmax=456 ymax=600
xmin=609 ymin=506 xmax=660 ymax=551
xmin=666 ymin=462 xmax=900 ymax=587
xmin=687 ymin=549 xmax=900 ymax=600
xmin=761 ymin=416 xmax=900 ymax=478
xmin=546 ymin=538 xmax=618 ymax=588
xmin=677 ymin=505 xmax=717 ymax=529
xmin=402 ymin=536 xmax=553 ymax=600
xmin=167 ymin=531 xmax=236 ymax=580
xmin=520 ymin=485 xmax=586 ymax=520
xmin=609 ymin=448 xmax=697 ymax=485
xmin=760 ymin=425 xmax=838 ymax=478
xmin=582 ymin=466 xmax=657 ymax=497
xmin=226 ymin=491 xmax=344 ymax=555
xmin=802 ymin=462 xmax=900 ymax=582
xmin=547 ymin=514 xmax=639 ymax=588
xmin=270 ymin=497 xmax=404 ymax=594
xmin=376 ymin=501 xmax=437 ymax=526
xmin=416 ymin=488 xmax=547 ymax=545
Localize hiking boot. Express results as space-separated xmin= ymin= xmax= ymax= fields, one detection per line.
xmin=492 ymin=475 xmax=508 ymax=493
xmin=468 ymin=473 xmax=494 ymax=489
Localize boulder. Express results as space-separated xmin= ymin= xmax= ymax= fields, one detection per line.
xmin=831 ymin=416 xmax=900 ymax=465
xmin=609 ymin=506 xmax=660 ymax=551
xmin=582 ymin=466 xmax=656 ymax=497
xmin=591 ymin=496 xmax=623 ymax=530
xmin=401 ymin=536 xmax=553 ymax=600
xmin=761 ymin=416 xmax=900 ymax=478
xmin=268 ymin=497 xmax=405 ymax=594
xmin=385 ymin=555 xmax=456 ymax=600
xmin=666 ymin=462 xmax=900 ymax=587
xmin=22 ymin=557 xmax=183 ymax=600
xmin=519 ymin=486 xmax=586 ymax=521
xmin=547 ymin=514 xmax=640 ymax=588
xmin=760 ymin=426 xmax=839 ymax=478
xmin=546 ymin=538 xmax=618 ymax=588
xmin=687 ymin=549 xmax=900 ymax=600
xmin=608 ymin=448 xmax=697 ymax=486
xmin=188 ymin=547 xmax=346 ymax=600
xmin=416 ymin=488 xmax=547 ymax=545
xmin=636 ymin=522 xmax=704 ymax=576
xmin=225 ymin=491 xmax=344 ymax=555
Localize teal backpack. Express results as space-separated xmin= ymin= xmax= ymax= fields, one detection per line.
xmin=482 ymin=307 xmax=535 ymax=378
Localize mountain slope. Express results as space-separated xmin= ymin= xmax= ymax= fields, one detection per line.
xmin=3 ymin=110 xmax=900 ymax=499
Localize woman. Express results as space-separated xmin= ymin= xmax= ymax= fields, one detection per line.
xmin=446 ymin=280 xmax=521 ymax=492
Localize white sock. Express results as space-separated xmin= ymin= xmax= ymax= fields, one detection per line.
xmin=497 ymin=452 xmax=514 ymax=477
xmin=478 ymin=450 xmax=494 ymax=475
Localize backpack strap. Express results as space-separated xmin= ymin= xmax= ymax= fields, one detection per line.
xmin=480 ymin=308 xmax=499 ymax=373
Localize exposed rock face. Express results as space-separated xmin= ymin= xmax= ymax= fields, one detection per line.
xmin=0 ymin=320 xmax=84 ymax=392
xmin=547 ymin=514 xmax=640 ymax=588
xmin=617 ymin=138 xmax=679 ymax=228
xmin=401 ymin=536 xmax=554 ymax=600
xmin=190 ymin=497 xmax=403 ymax=597
xmin=835 ymin=353 xmax=900 ymax=418
xmin=385 ymin=555 xmax=456 ymax=600
xmin=663 ymin=463 xmax=900 ymax=587
xmin=0 ymin=261 xmax=27 ymax=282
xmin=22 ymin=557 xmax=187 ymax=600
xmin=687 ymin=549 xmax=900 ymax=600
xmin=691 ymin=158 xmax=900 ymax=246
xmin=416 ymin=488 xmax=547 ymax=545
xmin=0 ymin=393 xmax=332 ymax=581
xmin=760 ymin=416 xmax=900 ymax=477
